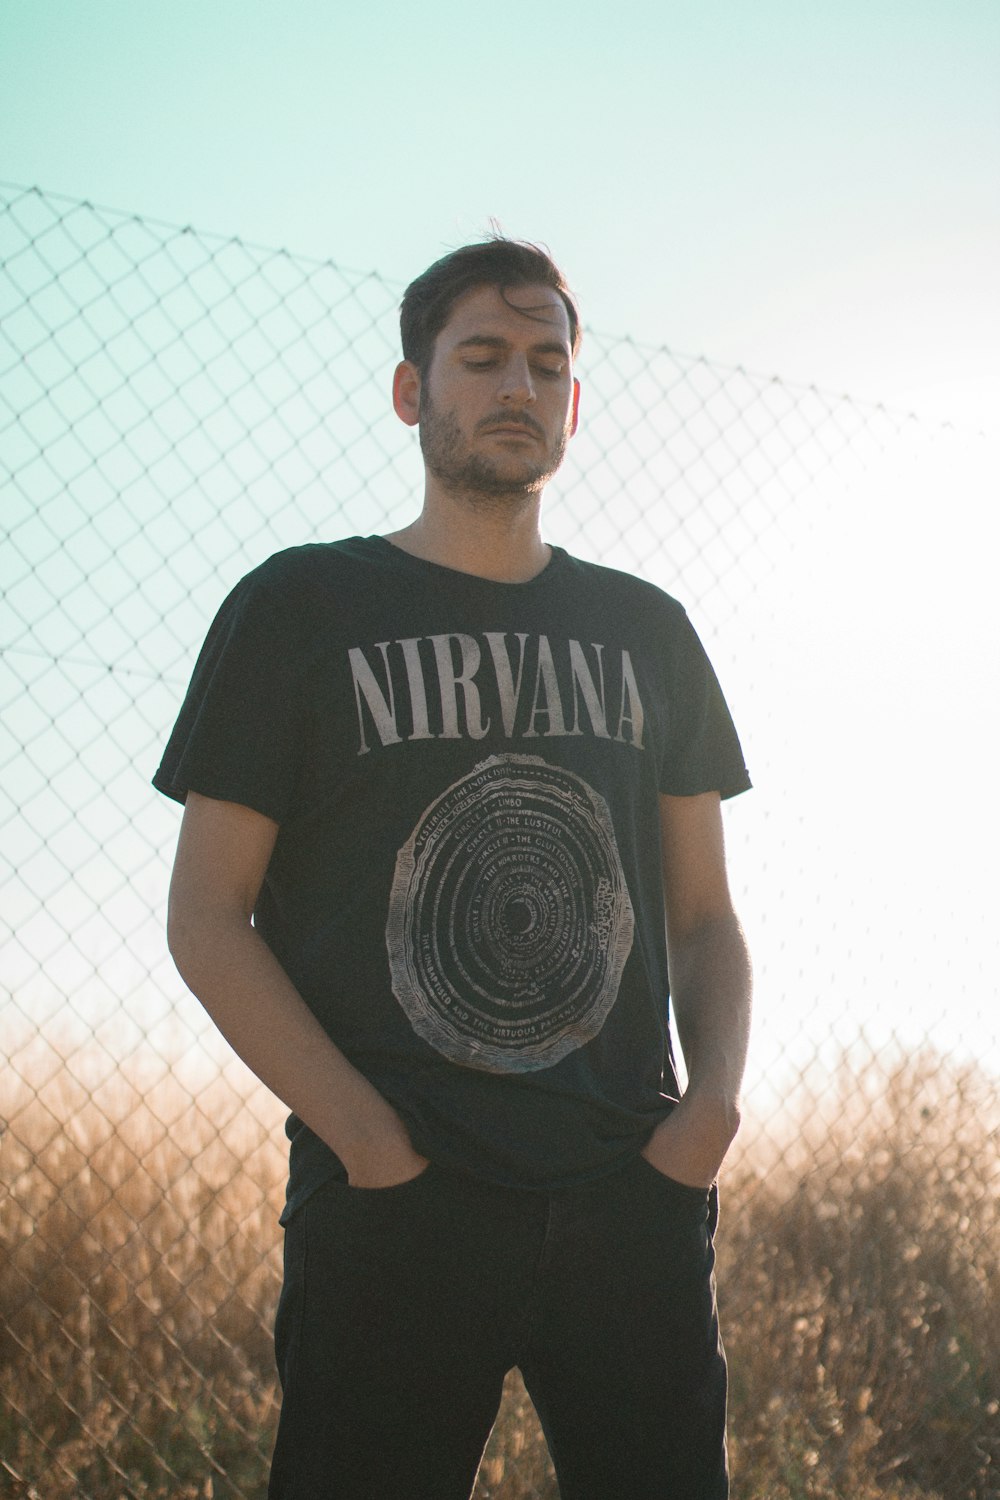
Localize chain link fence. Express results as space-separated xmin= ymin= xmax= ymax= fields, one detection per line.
xmin=2 ymin=182 xmax=998 ymax=1498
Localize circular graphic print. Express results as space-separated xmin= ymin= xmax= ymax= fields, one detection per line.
xmin=385 ymin=754 xmax=634 ymax=1071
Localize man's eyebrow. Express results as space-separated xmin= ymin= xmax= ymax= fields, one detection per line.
xmin=454 ymin=334 xmax=570 ymax=357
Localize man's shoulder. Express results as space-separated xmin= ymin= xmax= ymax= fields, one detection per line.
xmin=228 ymin=537 xmax=401 ymax=616
xmin=209 ymin=539 xmax=389 ymax=646
xmin=558 ymin=549 xmax=689 ymax=622
xmin=246 ymin=537 xmax=380 ymax=591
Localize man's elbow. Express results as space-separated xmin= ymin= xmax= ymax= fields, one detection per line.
xmin=166 ymin=895 xmax=202 ymax=984
xmin=166 ymin=891 xmax=242 ymax=990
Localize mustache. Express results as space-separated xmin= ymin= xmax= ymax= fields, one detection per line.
xmin=477 ymin=413 xmax=545 ymax=439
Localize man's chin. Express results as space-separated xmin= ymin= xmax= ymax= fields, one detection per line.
xmin=432 ymin=460 xmax=553 ymax=503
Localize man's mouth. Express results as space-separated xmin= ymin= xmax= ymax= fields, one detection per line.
xmin=482 ymin=421 xmax=542 ymax=439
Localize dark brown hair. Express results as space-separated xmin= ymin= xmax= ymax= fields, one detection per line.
xmin=400 ymin=235 xmax=581 ymax=371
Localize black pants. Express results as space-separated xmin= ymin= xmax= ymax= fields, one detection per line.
xmin=268 ymin=1156 xmax=728 ymax=1499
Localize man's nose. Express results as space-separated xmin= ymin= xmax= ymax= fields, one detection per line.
xmin=498 ymin=356 xmax=536 ymax=404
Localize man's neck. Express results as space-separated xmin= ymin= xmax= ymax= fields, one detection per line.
xmin=384 ymin=490 xmax=551 ymax=583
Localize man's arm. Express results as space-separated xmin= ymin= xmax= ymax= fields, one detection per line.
xmin=166 ymin=791 xmax=428 ymax=1188
xmin=640 ymin=790 xmax=752 ymax=1188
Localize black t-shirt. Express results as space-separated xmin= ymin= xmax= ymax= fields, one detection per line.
xmin=154 ymin=537 xmax=750 ymax=1217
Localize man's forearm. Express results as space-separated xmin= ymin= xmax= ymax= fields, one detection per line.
xmin=642 ymin=910 xmax=752 ymax=1187
xmin=670 ymin=910 xmax=752 ymax=1113
xmin=167 ymin=907 xmax=425 ymax=1185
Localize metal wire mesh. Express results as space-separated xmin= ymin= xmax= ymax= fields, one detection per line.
xmin=2 ymin=182 xmax=998 ymax=1499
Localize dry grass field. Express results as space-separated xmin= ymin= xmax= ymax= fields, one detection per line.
xmin=2 ymin=1051 xmax=997 ymax=1499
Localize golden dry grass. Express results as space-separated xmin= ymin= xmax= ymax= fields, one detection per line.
xmin=2 ymin=1050 xmax=997 ymax=1499
xmin=721 ymin=1055 xmax=1000 ymax=1500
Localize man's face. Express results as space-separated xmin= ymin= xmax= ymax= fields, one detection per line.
xmin=415 ymin=283 xmax=579 ymax=502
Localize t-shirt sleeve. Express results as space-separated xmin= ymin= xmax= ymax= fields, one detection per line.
xmin=152 ymin=571 xmax=309 ymax=822
xmin=658 ymin=609 xmax=751 ymax=800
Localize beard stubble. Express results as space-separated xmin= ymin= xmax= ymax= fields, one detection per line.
xmin=418 ymin=389 xmax=570 ymax=506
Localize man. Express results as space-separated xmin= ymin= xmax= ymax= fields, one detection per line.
xmin=155 ymin=237 xmax=752 ymax=1499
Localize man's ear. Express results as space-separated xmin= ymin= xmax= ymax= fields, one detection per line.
xmin=393 ymin=360 xmax=421 ymax=427
xmin=570 ymin=377 xmax=581 ymax=437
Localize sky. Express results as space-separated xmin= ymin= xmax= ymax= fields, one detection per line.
xmin=1 ymin=0 xmax=998 ymax=428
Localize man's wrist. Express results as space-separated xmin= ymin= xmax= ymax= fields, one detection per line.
xmin=679 ymin=1083 xmax=742 ymax=1140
